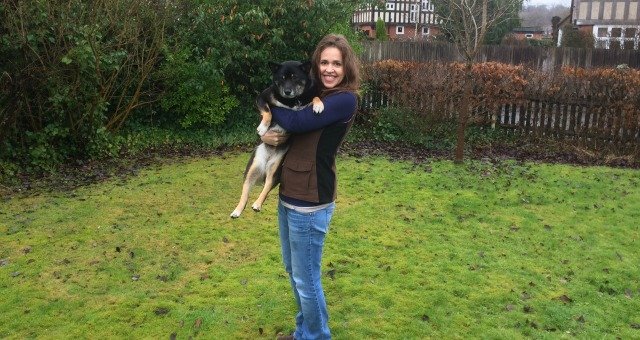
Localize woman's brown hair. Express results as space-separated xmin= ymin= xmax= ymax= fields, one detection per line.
xmin=310 ymin=34 xmax=361 ymax=97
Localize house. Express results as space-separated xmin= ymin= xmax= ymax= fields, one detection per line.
xmin=352 ymin=0 xmax=440 ymax=40
xmin=511 ymin=26 xmax=546 ymax=40
xmin=567 ymin=0 xmax=640 ymax=49
xmin=552 ymin=14 xmax=572 ymax=45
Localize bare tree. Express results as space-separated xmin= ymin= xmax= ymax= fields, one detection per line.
xmin=435 ymin=0 xmax=522 ymax=163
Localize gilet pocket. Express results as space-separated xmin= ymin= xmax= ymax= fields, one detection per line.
xmin=281 ymin=160 xmax=313 ymax=195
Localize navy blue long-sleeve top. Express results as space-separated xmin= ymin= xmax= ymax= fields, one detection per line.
xmin=271 ymin=92 xmax=357 ymax=133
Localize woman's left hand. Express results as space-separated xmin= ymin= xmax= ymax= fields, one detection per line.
xmin=261 ymin=130 xmax=290 ymax=147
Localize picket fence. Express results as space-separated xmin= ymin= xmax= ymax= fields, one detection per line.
xmin=498 ymin=100 xmax=639 ymax=150
xmin=360 ymin=92 xmax=640 ymax=154
xmin=360 ymin=41 xmax=640 ymax=70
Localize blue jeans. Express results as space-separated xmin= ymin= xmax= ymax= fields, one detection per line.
xmin=278 ymin=200 xmax=335 ymax=340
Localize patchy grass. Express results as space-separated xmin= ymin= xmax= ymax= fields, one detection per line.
xmin=1 ymin=152 xmax=639 ymax=339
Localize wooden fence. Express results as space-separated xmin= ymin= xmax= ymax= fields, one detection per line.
xmin=360 ymin=41 xmax=640 ymax=70
xmin=359 ymin=41 xmax=640 ymax=154
xmin=360 ymin=92 xmax=640 ymax=155
xmin=498 ymin=100 xmax=639 ymax=151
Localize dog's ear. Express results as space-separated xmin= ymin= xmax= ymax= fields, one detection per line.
xmin=269 ymin=62 xmax=281 ymax=74
xmin=300 ymin=61 xmax=312 ymax=75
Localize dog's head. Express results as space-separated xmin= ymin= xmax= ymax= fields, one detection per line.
xmin=269 ymin=61 xmax=312 ymax=99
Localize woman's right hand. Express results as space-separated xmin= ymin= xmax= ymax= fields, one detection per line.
xmin=261 ymin=130 xmax=290 ymax=147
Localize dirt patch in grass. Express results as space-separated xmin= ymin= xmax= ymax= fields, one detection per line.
xmin=2 ymin=145 xmax=231 ymax=198
xmin=343 ymin=140 xmax=639 ymax=169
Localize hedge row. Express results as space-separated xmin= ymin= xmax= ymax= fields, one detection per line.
xmin=362 ymin=60 xmax=640 ymax=120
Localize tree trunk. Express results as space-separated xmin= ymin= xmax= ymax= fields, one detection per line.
xmin=454 ymin=62 xmax=474 ymax=164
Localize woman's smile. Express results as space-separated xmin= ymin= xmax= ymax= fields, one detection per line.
xmin=318 ymin=46 xmax=344 ymax=89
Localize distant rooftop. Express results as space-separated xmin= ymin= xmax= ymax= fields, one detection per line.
xmin=512 ymin=26 xmax=545 ymax=33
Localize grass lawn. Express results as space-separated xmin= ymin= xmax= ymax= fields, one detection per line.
xmin=1 ymin=152 xmax=639 ymax=339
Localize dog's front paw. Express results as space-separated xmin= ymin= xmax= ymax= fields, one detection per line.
xmin=312 ymin=100 xmax=324 ymax=115
xmin=256 ymin=123 xmax=269 ymax=136
xmin=251 ymin=203 xmax=261 ymax=212
xmin=230 ymin=210 xmax=241 ymax=218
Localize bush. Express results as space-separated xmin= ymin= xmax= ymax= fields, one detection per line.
xmin=158 ymin=48 xmax=239 ymax=128
xmin=362 ymin=59 xmax=640 ymax=119
xmin=369 ymin=107 xmax=458 ymax=148
xmin=362 ymin=60 xmax=528 ymax=122
xmin=359 ymin=60 xmax=640 ymax=155
xmin=0 ymin=0 xmax=170 ymax=172
xmin=0 ymin=0 xmax=362 ymax=175
xmin=375 ymin=19 xmax=389 ymax=41
xmin=561 ymin=26 xmax=595 ymax=48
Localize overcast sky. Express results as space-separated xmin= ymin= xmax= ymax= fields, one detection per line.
xmin=525 ymin=0 xmax=572 ymax=7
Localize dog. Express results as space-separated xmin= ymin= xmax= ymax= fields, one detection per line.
xmin=230 ymin=61 xmax=323 ymax=218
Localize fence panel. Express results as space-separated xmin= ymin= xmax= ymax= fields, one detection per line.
xmin=359 ymin=91 xmax=640 ymax=154
xmin=361 ymin=41 xmax=640 ymax=70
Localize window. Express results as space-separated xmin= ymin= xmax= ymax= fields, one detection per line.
xmin=594 ymin=26 xmax=639 ymax=50
xmin=624 ymin=40 xmax=635 ymax=50
xmin=593 ymin=25 xmax=640 ymax=50
xmin=422 ymin=26 xmax=430 ymax=35
xmin=611 ymin=28 xmax=622 ymax=37
xmin=396 ymin=26 xmax=405 ymax=34
xmin=597 ymin=27 xmax=608 ymax=37
xmin=625 ymin=28 xmax=637 ymax=38
xmin=386 ymin=2 xmax=395 ymax=10
xmin=421 ymin=0 xmax=434 ymax=11
xmin=525 ymin=33 xmax=534 ymax=39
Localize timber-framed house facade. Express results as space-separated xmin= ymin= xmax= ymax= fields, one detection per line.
xmin=352 ymin=0 xmax=440 ymax=40
xmin=570 ymin=0 xmax=640 ymax=49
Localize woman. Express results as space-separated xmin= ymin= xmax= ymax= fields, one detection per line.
xmin=262 ymin=34 xmax=360 ymax=340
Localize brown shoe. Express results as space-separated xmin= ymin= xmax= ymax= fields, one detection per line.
xmin=276 ymin=332 xmax=294 ymax=340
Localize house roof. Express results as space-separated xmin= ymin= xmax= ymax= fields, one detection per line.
xmin=512 ymin=27 xmax=545 ymax=34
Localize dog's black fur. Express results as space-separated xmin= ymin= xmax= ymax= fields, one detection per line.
xmin=230 ymin=61 xmax=323 ymax=218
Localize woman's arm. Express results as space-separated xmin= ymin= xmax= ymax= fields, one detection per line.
xmin=271 ymin=92 xmax=357 ymax=133
xmin=260 ymin=129 xmax=289 ymax=146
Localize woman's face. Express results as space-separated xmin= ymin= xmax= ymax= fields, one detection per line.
xmin=318 ymin=46 xmax=344 ymax=89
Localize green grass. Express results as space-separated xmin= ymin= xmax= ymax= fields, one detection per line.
xmin=1 ymin=153 xmax=639 ymax=339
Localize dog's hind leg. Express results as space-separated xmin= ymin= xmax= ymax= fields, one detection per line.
xmin=230 ymin=164 xmax=262 ymax=218
xmin=251 ymin=157 xmax=282 ymax=212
